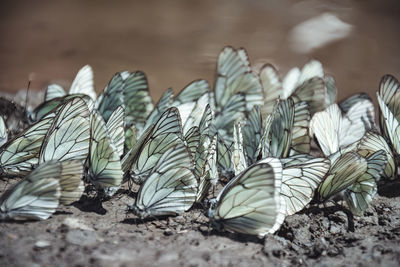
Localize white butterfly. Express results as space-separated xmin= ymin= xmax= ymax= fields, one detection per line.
xmin=39 ymin=97 xmax=90 ymax=163
xmin=127 ymin=143 xmax=197 ymax=218
xmin=208 ymin=159 xmax=285 ymax=237
xmin=87 ymin=110 xmax=123 ymax=196
xmin=121 ymin=107 xmax=184 ymax=184
xmin=310 ymin=94 xmax=375 ymax=156
xmin=0 ymin=160 xmax=84 ymax=221
xmin=0 ymin=116 xmax=8 ymax=147
xmin=44 ymin=65 xmax=96 ymax=101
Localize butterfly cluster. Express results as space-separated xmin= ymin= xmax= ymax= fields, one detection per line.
xmin=0 ymin=46 xmax=398 ymax=239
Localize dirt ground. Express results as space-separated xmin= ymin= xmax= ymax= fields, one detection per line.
xmin=1 ymin=1 xmax=400 ymax=266
xmin=1 ymin=178 xmax=400 ymax=266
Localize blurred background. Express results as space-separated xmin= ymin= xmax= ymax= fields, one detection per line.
xmin=1 ymin=0 xmax=400 ymax=103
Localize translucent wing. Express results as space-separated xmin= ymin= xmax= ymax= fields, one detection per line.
xmin=357 ymin=131 xmax=396 ymax=180
xmin=0 ymin=112 xmax=56 ymax=176
xmin=180 ymin=93 xmax=210 ymax=135
xmin=232 ymin=123 xmax=247 ymax=175
xmin=377 ymin=94 xmax=400 ymax=155
xmin=95 ymin=73 xmax=124 ymax=122
xmin=290 ymin=101 xmax=311 ymax=156
xmin=69 ymin=65 xmax=96 ymax=100
xmin=318 ymin=152 xmax=367 ymax=201
xmin=121 ymin=107 xmax=184 ymax=184
xmin=88 ymin=111 xmax=123 ymax=196
xmin=106 ymin=106 xmax=125 ymax=157
xmin=129 ymin=143 xmax=197 ymax=218
xmin=269 ymin=98 xmax=295 ymax=158
xmin=298 ymin=60 xmax=324 ymax=85
xmin=0 ymin=161 xmax=61 ymax=220
xmin=344 ymin=150 xmax=386 ymax=216
xmin=208 ymin=159 xmax=285 ymax=237
xmin=291 ymin=77 xmax=326 ymax=115
xmin=324 ymin=74 xmax=337 ymax=106
xmin=279 ymin=156 xmax=330 ymax=215
xmin=39 ymin=97 xmax=90 ymax=163
xmin=174 ymin=79 xmax=209 ymax=107
xmin=44 ymin=84 xmax=66 ymax=102
xmin=124 ymin=124 xmax=137 ymax=153
xmin=196 ymin=135 xmax=218 ymax=202
xmin=58 ymin=160 xmax=84 ymax=205
xmin=217 ymin=136 xmax=234 ymax=180
xmin=29 ymin=94 xmax=94 ymax=123
xmin=242 ymin=106 xmax=262 ymax=165
xmin=259 ymin=64 xmax=282 ymax=116
xmin=0 ymin=115 xmax=7 ymax=147
xmin=124 ymin=71 xmax=154 ymax=131
xmin=379 ymin=74 xmax=400 ymax=122
xmin=185 ymin=126 xmax=200 ymax=159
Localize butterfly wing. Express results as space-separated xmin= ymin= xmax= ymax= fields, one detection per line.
xmin=209 ymin=159 xmax=285 ymax=237
xmin=131 ymin=143 xmax=197 ymax=218
xmin=39 ymin=97 xmax=90 ymax=163
xmin=44 ymin=84 xmax=67 ymax=102
xmin=0 ymin=161 xmax=62 ymax=220
xmin=95 ymin=73 xmax=124 ymax=122
xmin=88 ymin=111 xmax=123 ymax=196
xmin=69 ymin=65 xmax=96 ymax=100
xmin=58 ymin=160 xmax=84 ymax=205
xmin=0 ymin=116 xmax=8 ymax=146
xmin=344 ymin=150 xmax=387 ymax=216
xmin=105 ymin=106 xmax=125 ymax=157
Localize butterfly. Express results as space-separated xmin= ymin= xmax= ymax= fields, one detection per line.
xmin=259 ymin=60 xmax=328 ymax=117
xmin=0 ymin=160 xmax=84 ymax=221
xmin=377 ymin=74 xmax=400 ymax=159
xmin=211 ymin=46 xmax=263 ymax=143
xmin=121 ymin=107 xmax=184 ymax=184
xmin=208 ymin=159 xmax=285 ymax=237
xmin=127 ymin=143 xmax=197 ymax=218
xmin=28 ymin=94 xmax=94 ymax=123
xmin=317 ymin=150 xmax=386 ymax=215
xmin=38 ymin=97 xmax=90 ymax=163
xmin=0 ymin=111 xmax=56 ymax=176
xmin=0 ymin=116 xmax=7 ymax=147
xmin=44 ymin=65 xmax=96 ymax=101
xmin=87 ymin=110 xmax=123 ymax=196
xmin=310 ymin=94 xmax=375 ymax=157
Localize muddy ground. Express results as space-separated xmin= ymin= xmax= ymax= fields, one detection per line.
xmin=1 ymin=176 xmax=400 ymax=266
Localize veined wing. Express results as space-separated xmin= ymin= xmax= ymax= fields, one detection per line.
xmin=69 ymin=65 xmax=96 ymax=100
xmin=259 ymin=64 xmax=282 ymax=116
xmin=0 ymin=116 xmax=7 ymax=146
xmin=196 ymin=135 xmax=218 ymax=202
xmin=124 ymin=71 xmax=154 ymax=131
xmin=291 ymin=77 xmax=326 ymax=115
xmin=28 ymin=94 xmax=94 ymax=123
xmin=232 ymin=123 xmax=247 ymax=175
xmin=0 ymin=161 xmax=62 ymax=220
xmin=290 ymin=101 xmax=311 ymax=156
xmin=217 ymin=136 xmax=234 ymax=180
xmin=318 ymin=152 xmax=367 ymax=201
xmin=44 ymin=84 xmax=67 ymax=102
xmin=129 ymin=143 xmax=197 ymax=218
xmin=324 ymin=74 xmax=337 ymax=106
xmin=88 ymin=111 xmax=123 ymax=196
xmin=357 ymin=131 xmax=396 ymax=180
xmin=181 ymin=94 xmax=210 ymax=135
xmin=39 ymin=97 xmax=90 ymax=163
xmin=106 ymin=106 xmax=125 ymax=157
xmin=379 ymin=74 xmax=400 ymax=121
xmin=242 ymin=106 xmax=262 ymax=165
xmin=269 ymin=98 xmax=295 ymax=158
xmin=0 ymin=112 xmax=56 ymax=176
xmin=185 ymin=126 xmax=200 ymax=159
xmin=58 ymin=160 xmax=84 ymax=205
xmin=95 ymin=72 xmax=124 ymax=122
xmin=122 ymin=107 xmax=184 ymax=184
xmin=344 ymin=150 xmax=386 ymax=216
xmin=208 ymin=159 xmax=285 ymax=237
xmin=280 ymin=156 xmax=330 ymax=215
xmin=377 ymin=94 xmax=400 ymax=155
